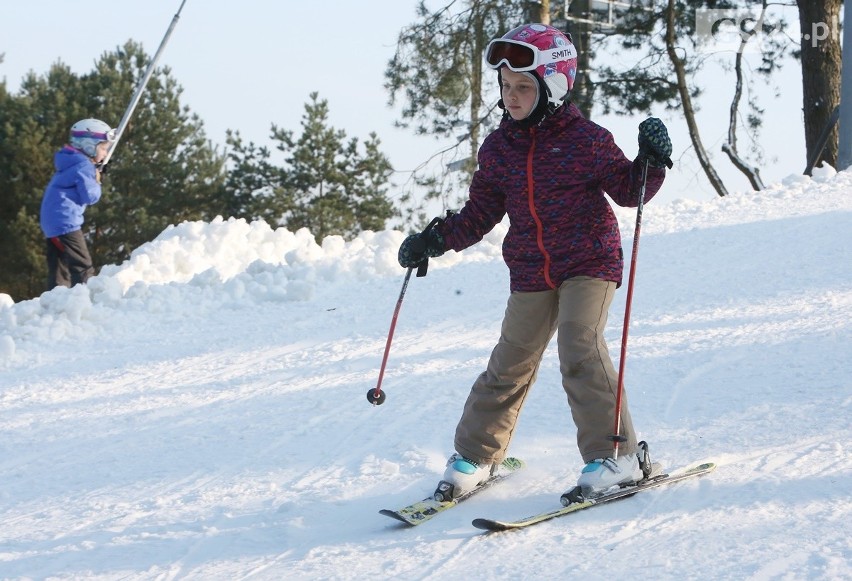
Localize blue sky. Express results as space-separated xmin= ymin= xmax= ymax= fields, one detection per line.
xmin=1 ymin=1 xmax=808 ymax=206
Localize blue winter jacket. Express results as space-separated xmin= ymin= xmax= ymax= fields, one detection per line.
xmin=40 ymin=146 xmax=102 ymax=238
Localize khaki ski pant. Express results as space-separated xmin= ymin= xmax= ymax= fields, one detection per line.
xmin=453 ymin=276 xmax=638 ymax=465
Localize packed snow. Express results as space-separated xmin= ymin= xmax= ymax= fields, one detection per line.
xmin=1 ymin=165 xmax=850 ymax=580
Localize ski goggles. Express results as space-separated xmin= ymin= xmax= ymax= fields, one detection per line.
xmin=485 ymin=39 xmax=577 ymax=72
xmin=71 ymin=128 xmax=117 ymax=142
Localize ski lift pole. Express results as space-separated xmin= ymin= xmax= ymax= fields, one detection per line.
xmin=101 ymin=0 xmax=188 ymax=167
xmin=610 ymin=157 xmax=650 ymax=459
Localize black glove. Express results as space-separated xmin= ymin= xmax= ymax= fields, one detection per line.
xmin=638 ymin=117 xmax=672 ymax=169
xmin=95 ymin=162 xmax=110 ymax=183
xmin=398 ymin=228 xmax=445 ymax=268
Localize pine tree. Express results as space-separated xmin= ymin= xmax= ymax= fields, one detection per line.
xmin=226 ymin=92 xmax=395 ymax=242
xmin=221 ymin=131 xmax=284 ymax=224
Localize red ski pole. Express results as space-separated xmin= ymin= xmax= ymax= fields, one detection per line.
xmin=367 ymin=218 xmax=442 ymax=406
xmin=610 ymin=157 xmax=650 ymax=458
xmin=367 ymin=265 xmax=416 ymax=406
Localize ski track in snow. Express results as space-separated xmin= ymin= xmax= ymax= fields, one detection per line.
xmin=1 ymin=170 xmax=851 ymax=579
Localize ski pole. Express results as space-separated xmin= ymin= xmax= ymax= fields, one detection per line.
xmin=367 ymin=264 xmax=417 ymax=406
xmin=367 ymin=218 xmax=441 ymax=406
xmin=100 ymin=0 xmax=188 ymax=168
xmin=610 ymin=157 xmax=650 ymax=459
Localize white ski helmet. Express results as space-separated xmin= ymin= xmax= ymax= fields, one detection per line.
xmin=69 ymin=118 xmax=115 ymax=157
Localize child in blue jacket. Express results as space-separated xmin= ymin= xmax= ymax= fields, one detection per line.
xmin=39 ymin=118 xmax=115 ymax=290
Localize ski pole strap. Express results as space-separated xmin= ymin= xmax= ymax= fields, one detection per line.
xmin=414 ymin=215 xmax=445 ymax=278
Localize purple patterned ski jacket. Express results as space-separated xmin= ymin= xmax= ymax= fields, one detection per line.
xmin=438 ymin=103 xmax=665 ymax=292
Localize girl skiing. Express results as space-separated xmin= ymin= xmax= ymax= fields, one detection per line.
xmin=397 ymin=23 xmax=672 ymax=500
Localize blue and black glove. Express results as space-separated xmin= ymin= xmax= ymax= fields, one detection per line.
xmin=638 ymin=117 xmax=672 ymax=169
xmin=398 ymin=226 xmax=445 ymax=268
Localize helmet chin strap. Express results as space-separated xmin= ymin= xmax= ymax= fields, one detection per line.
xmin=519 ymin=72 xmax=540 ymax=120
xmin=517 ymin=74 xmax=553 ymax=127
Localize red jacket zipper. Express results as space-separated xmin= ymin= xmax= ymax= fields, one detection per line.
xmin=526 ymin=127 xmax=556 ymax=289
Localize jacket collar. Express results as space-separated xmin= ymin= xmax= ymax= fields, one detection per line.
xmin=500 ymin=102 xmax=582 ymax=139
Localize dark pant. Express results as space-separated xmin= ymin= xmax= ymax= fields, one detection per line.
xmin=45 ymin=230 xmax=94 ymax=290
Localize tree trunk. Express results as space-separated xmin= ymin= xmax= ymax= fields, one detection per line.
xmin=665 ymin=0 xmax=729 ymax=196
xmin=722 ymin=36 xmax=764 ymax=190
xmin=525 ymin=0 xmax=550 ymax=23
xmin=468 ymin=6 xmax=485 ymax=174
xmin=796 ymin=0 xmax=842 ymax=169
xmin=567 ymin=0 xmax=594 ymax=118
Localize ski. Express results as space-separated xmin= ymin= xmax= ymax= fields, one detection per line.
xmin=472 ymin=461 xmax=715 ymax=532
xmin=380 ymin=457 xmax=525 ymax=526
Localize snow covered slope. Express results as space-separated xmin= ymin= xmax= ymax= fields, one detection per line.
xmin=1 ymin=168 xmax=850 ymax=580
